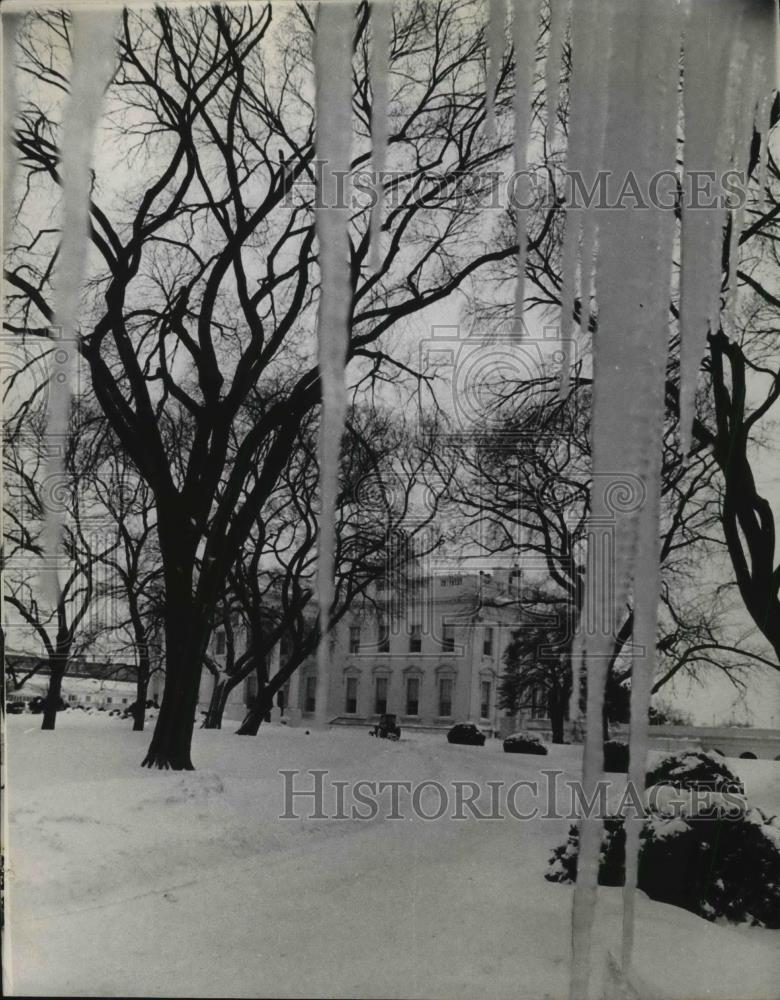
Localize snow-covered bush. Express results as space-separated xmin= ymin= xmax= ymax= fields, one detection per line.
xmin=503 ymin=732 xmax=548 ymax=755
xmin=546 ymin=806 xmax=780 ymax=927
xmin=645 ymin=749 xmax=744 ymax=795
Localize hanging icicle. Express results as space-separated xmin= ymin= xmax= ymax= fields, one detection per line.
xmin=554 ymin=0 xmax=600 ymax=398
xmin=678 ymin=0 xmax=776 ymax=460
xmin=313 ymin=2 xmax=355 ymax=726
xmin=544 ymin=0 xmax=568 ymax=148
xmin=564 ymin=1 xmax=776 ymax=997
xmin=485 ymin=0 xmax=507 ymax=144
xmin=755 ymin=91 xmax=774 ymax=222
xmin=568 ymin=0 xmax=684 ymax=993
xmin=2 ymin=10 xmax=20 ymax=249
xmin=369 ymin=0 xmax=392 ymax=272
xmin=512 ymin=0 xmax=541 ymax=334
xmin=43 ymin=10 xmax=118 ymax=604
xmin=619 ymin=0 xmax=681 ymax=974
xmin=566 ymin=0 xmax=613 ymax=721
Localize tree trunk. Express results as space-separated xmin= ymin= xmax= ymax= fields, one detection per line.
xmin=236 ymin=684 xmax=274 ymax=736
xmin=202 ymin=675 xmax=232 ymax=730
xmin=549 ymin=689 xmax=566 ymax=744
xmin=142 ymin=654 xmax=201 ymax=768
xmin=129 ymin=601 xmax=151 ymax=732
xmin=133 ymin=665 xmax=149 ymax=732
xmin=142 ymin=571 xmax=203 ymax=769
xmin=41 ymin=657 xmax=66 ymax=730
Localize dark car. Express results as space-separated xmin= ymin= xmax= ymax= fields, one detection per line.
xmin=447 ymin=723 xmax=486 ymax=747
xmin=370 ymin=713 xmax=401 ymax=740
xmin=503 ymin=732 xmax=548 ymax=755
xmin=7 ymin=701 xmax=26 ymax=714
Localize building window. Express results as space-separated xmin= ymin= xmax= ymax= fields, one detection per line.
xmin=106 ymin=697 xmax=112 ymax=705
xmin=349 ymin=625 xmax=361 ymax=654
xmin=480 ymin=681 xmax=491 ymax=719
xmin=409 ymin=624 xmax=422 ymax=654
xmin=438 ymin=677 xmax=453 ymax=717
xmin=122 ymin=698 xmax=128 ymax=705
xmin=85 ymin=695 xmax=91 ymax=703
xmin=375 ymin=676 xmax=388 ymax=714
xmin=406 ymin=676 xmax=420 ymax=715
xmin=345 ymin=676 xmax=358 ymax=714
xmin=441 ymin=623 xmax=454 ymax=653
xmin=483 ymin=627 xmax=494 ymax=657
xmin=215 ymin=629 xmax=226 ymax=655
xmin=304 ymin=675 xmax=316 ymax=713
xmin=378 ymin=619 xmax=390 ymax=653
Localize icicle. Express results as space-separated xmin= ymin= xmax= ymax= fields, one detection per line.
xmin=2 ymin=11 xmax=20 ymax=250
xmin=544 ymin=0 xmax=567 ymax=148
xmin=724 ymin=53 xmax=761 ymax=334
xmin=620 ymin=476 xmax=659 ymax=972
xmin=569 ymin=0 xmax=682 ymax=994
xmin=369 ymin=0 xmax=391 ymax=272
xmin=755 ymin=92 xmax=773 ymax=221
xmin=570 ymin=0 xmax=612 ymax=359
xmin=512 ymin=0 xmax=541 ymax=333
xmin=555 ymin=0 xmax=599 ymax=397
xmin=43 ymin=10 xmax=118 ymax=604
xmin=313 ymin=2 xmax=355 ymax=726
xmin=565 ymin=0 xmax=612 ymax=715
xmin=678 ymin=1 xmax=748 ymax=461
xmin=619 ymin=5 xmax=680 ymax=972
xmin=485 ymin=0 xmax=506 ymax=144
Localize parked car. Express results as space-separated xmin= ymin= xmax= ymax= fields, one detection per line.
xmin=503 ymin=732 xmax=548 ymax=755
xmin=6 ymin=701 xmax=26 ymax=715
xmin=370 ymin=713 xmax=401 ymax=740
xmin=447 ymin=723 xmax=486 ymax=746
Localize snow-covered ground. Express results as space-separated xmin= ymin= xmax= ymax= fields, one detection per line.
xmin=4 ymin=713 xmax=779 ymax=999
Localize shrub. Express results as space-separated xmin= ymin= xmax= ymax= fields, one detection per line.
xmin=646 ymin=749 xmax=744 ymax=796
xmin=503 ymin=732 xmax=548 ymax=755
xmin=546 ymin=807 xmax=780 ymax=927
xmin=603 ymin=740 xmax=630 ymax=773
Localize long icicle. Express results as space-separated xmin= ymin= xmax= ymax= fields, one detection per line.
xmin=544 ymin=0 xmax=568 ymax=148
xmin=369 ymin=0 xmax=392 ymax=272
xmin=567 ymin=2 xmax=777 ymax=995
xmin=313 ymin=2 xmax=355 ymax=726
xmin=485 ymin=0 xmax=507 ymax=144
xmin=619 ymin=0 xmax=681 ymax=974
xmin=512 ymin=0 xmax=541 ymax=334
xmin=576 ymin=0 xmax=612 ymax=348
xmin=566 ymin=0 xmax=613 ymax=728
xmin=43 ymin=10 xmax=118 ymax=604
xmin=555 ymin=0 xmax=598 ymax=398
xmin=569 ymin=0 xmax=682 ymax=992
xmin=2 ymin=10 xmax=20 ymax=250
xmin=677 ymin=0 xmax=743 ymax=461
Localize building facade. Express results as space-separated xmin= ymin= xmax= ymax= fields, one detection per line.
xmin=198 ymin=568 xmax=538 ymax=733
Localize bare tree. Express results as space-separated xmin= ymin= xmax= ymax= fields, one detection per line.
xmin=5 ymin=3 xmax=545 ymax=768
xmin=232 ymin=404 xmax=447 ymax=735
xmin=3 ymin=407 xmax=111 ymax=729
xmin=85 ymin=420 xmax=165 ymax=731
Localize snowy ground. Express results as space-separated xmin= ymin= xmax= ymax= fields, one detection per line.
xmin=4 ymin=714 xmax=779 ymax=999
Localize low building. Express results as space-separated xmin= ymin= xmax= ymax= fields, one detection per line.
xmin=7 ymin=672 xmax=137 ymax=711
